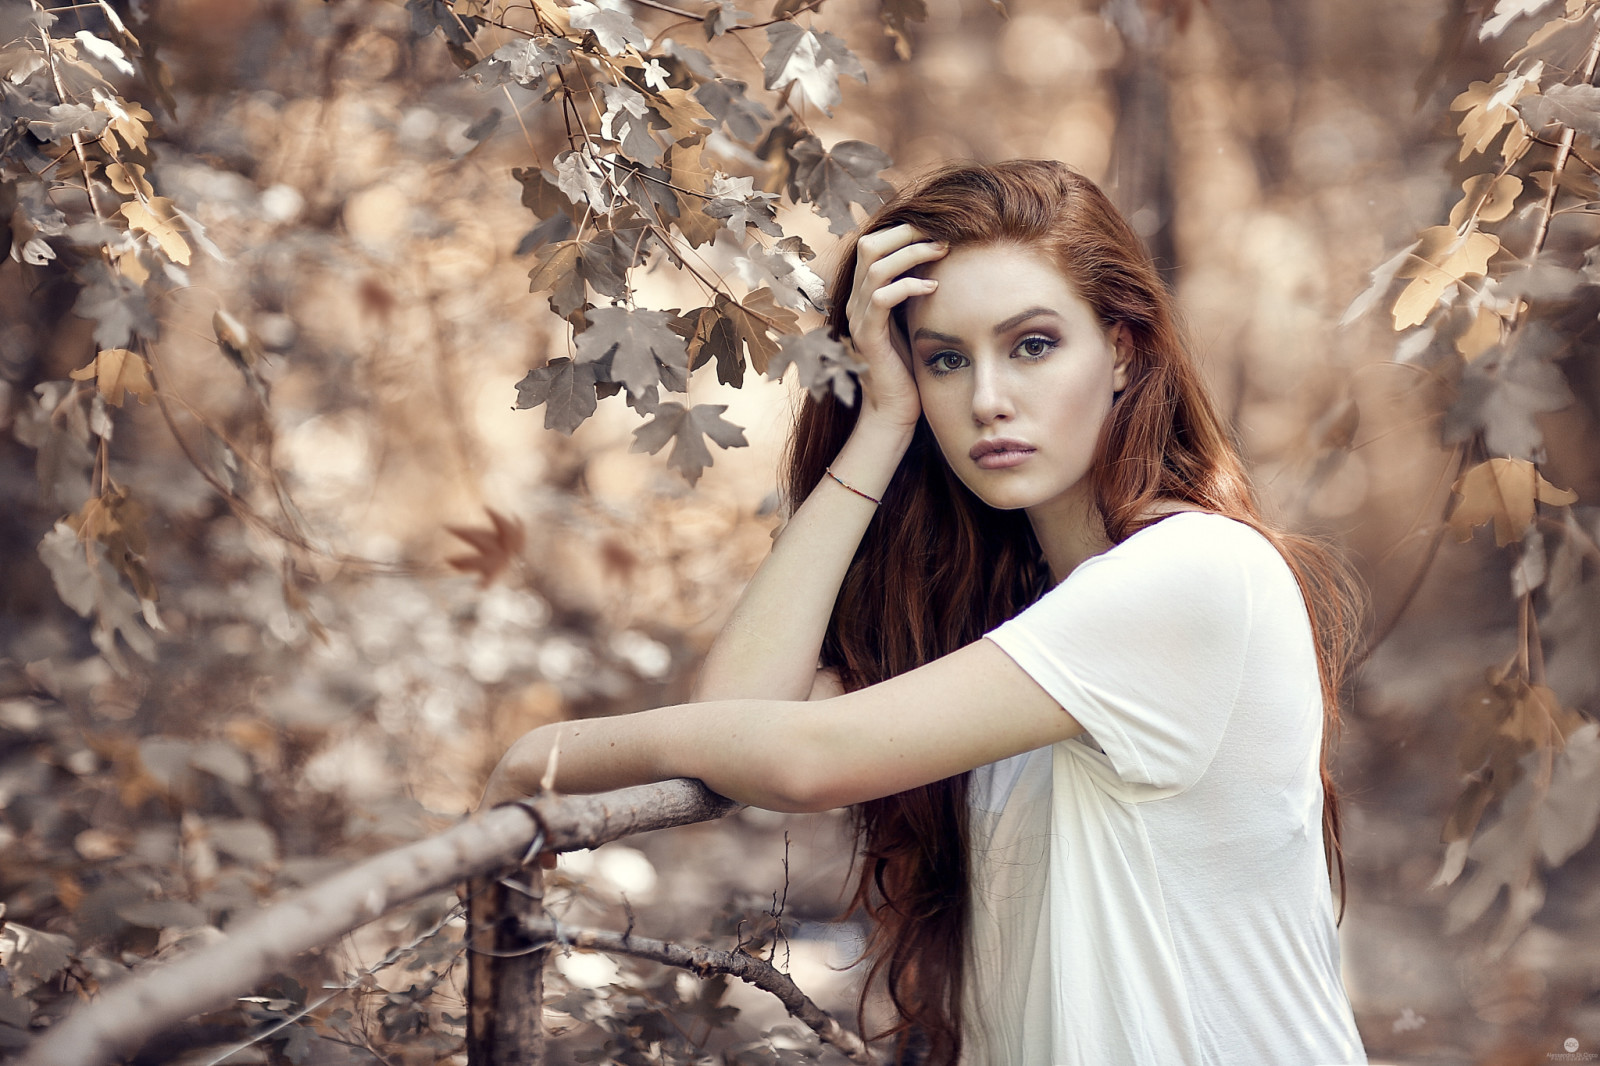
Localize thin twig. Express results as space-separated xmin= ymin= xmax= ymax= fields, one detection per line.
xmin=1517 ymin=22 xmax=1600 ymax=328
xmin=527 ymin=919 xmax=870 ymax=1064
xmin=1364 ymin=446 xmax=1468 ymax=654
xmin=628 ymin=0 xmax=703 ymax=19
xmin=199 ymin=905 xmax=468 ymax=1066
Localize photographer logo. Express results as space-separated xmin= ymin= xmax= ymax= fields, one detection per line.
xmin=1551 ymin=1036 xmax=1597 ymax=1061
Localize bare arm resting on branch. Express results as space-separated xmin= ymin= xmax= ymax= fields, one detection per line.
xmin=482 ymin=637 xmax=1085 ymax=813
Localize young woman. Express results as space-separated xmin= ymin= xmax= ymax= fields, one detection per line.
xmin=482 ymin=160 xmax=1369 ymax=1066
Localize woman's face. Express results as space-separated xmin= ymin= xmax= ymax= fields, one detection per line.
xmin=904 ymin=242 xmax=1130 ymax=520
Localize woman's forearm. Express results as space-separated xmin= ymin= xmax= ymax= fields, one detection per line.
xmin=480 ymin=700 xmax=820 ymax=813
xmin=482 ymin=639 xmax=1079 ymax=816
xmin=692 ymin=414 xmax=915 ymax=703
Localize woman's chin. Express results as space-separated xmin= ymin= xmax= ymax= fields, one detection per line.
xmin=959 ymin=480 xmax=1042 ymax=512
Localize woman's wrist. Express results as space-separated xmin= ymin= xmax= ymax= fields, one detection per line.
xmin=482 ymin=713 xmax=675 ymax=810
xmin=828 ymin=411 xmax=916 ymax=501
xmin=855 ymin=401 xmax=920 ymax=438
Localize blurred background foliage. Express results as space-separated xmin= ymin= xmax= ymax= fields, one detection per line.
xmin=3 ymin=0 xmax=1600 ymax=1062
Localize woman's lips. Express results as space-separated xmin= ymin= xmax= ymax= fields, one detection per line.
xmin=970 ymin=439 xmax=1036 ymax=470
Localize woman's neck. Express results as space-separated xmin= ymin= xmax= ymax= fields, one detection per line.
xmin=1025 ymin=487 xmax=1112 ymax=584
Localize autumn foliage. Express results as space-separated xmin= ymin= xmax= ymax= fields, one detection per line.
xmin=3 ymin=0 xmax=1600 ymax=1061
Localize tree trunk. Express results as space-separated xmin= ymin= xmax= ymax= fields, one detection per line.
xmin=466 ymin=866 xmax=549 ymax=1065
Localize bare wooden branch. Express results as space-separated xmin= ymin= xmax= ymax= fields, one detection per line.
xmin=19 ymin=780 xmax=740 ymax=1066
xmin=529 ymin=919 xmax=871 ymax=1064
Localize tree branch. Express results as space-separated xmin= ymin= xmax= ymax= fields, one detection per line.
xmin=527 ymin=919 xmax=870 ymax=1064
xmin=19 ymin=780 xmax=741 ymax=1066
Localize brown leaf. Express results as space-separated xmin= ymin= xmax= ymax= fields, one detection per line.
xmin=1529 ymin=164 xmax=1600 ymax=199
xmin=754 ymin=115 xmax=807 ymax=196
xmin=66 ymin=484 xmax=156 ymax=601
xmin=1392 ymin=228 xmax=1501 ymax=329
xmin=630 ymin=402 xmax=748 ymax=485
xmin=717 ymin=287 xmax=799 ymax=376
xmin=1451 ymin=71 xmax=1536 ymax=159
xmin=670 ymin=305 xmax=722 ymax=368
xmin=97 ymin=95 xmax=152 ymax=154
xmin=665 ymin=142 xmax=721 ymax=248
xmin=879 ymin=0 xmax=928 ymax=59
xmin=1458 ymin=668 xmax=1521 ymax=772
xmin=650 ymin=86 xmax=715 ymax=144
xmin=527 ymin=239 xmax=588 ymax=316
xmin=1448 ymin=457 xmax=1578 ymax=545
xmin=1501 ymin=117 xmax=1532 ymax=161
xmin=528 ymin=239 xmax=582 ymax=294
xmin=105 ymin=161 xmax=153 ymax=199
xmin=119 ymin=196 xmax=190 ymax=265
xmin=1455 ymin=307 xmax=1502 ymax=361
xmin=1448 ymin=174 xmax=1524 ymax=228
xmin=69 ymin=348 xmax=153 ymax=406
xmin=1500 ymin=683 xmax=1569 ymax=748
xmin=1398 ymin=226 xmax=1501 ymax=279
xmin=446 ymin=507 xmax=526 ymax=586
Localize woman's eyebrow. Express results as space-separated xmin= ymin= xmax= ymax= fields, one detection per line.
xmin=993 ymin=307 xmax=1057 ymax=334
xmin=912 ymin=308 xmax=1058 ymax=346
xmin=911 ymin=326 xmax=963 ymax=344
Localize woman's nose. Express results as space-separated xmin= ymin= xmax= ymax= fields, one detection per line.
xmin=971 ymin=361 xmax=1015 ymax=424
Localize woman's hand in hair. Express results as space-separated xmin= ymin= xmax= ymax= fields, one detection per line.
xmin=845 ymin=224 xmax=946 ymax=429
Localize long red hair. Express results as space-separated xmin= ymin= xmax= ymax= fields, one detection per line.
xmin=781 ymin=160 xmax=1363 ymax=1066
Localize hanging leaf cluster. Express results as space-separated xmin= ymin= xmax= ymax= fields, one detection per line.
xmin=1 ymin=2 xmax=194 ymax=669
xmin=1346 ymin=0 xmax=1600 ymax=953
xmin=452 ymin=0 xmax=903 ymax=483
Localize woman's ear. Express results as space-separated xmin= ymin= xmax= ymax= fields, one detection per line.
xmin=1110 ymin=324 xmax=1133 ymax=392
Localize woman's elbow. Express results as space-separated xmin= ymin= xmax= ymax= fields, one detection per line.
xmin=757 ymin=743 xmax=869 ymax=814
xmin=691 ymin=702 xmax=855 ymax=813
xmin=715 ymin=738 xmax=838 ymax=814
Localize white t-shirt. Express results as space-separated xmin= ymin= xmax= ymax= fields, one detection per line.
xmin=972 ymin=512 xmax=1366 ymax=1066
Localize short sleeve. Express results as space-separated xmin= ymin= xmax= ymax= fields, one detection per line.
xmin=984 ymin=514 xmax=1261 ymax=794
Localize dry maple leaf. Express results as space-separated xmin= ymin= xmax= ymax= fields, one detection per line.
xmin=1448 ymin=173 xmax=1523 ymax=228
xmin=445 ymin=508 xmax=527 ymax=587
xmin=1448 ymin=457 xmax=1578 ymax=545
xmin=119 ymin=196 xmax=190 ymax=265
xmin=69 ymin=348 xmax=154 ymax=406
xmin=1392 ymin=226 xmax=1502 ymax=330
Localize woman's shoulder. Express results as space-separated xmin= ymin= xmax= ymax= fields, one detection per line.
xmin=1110 ymin=508 xmax=1277 ymax=564
xmin=1064 ymin=509 xmax=1294 ymax=606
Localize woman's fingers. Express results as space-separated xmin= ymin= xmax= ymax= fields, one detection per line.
xmin=869 ymin=275 xmax=939 ymax=313
xmin=848 ymin=232 xmax=947 ymax=334
xmin=855 ymin=222 xmax=928 ymax=260
xmin=861 ymin=237 xmax=948 ymax=291
xmin=843 ymin=225 xmax=948 ymax=425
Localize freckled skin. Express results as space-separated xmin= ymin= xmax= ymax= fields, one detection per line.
xmin=905 ymin=243 xmax=1129 ymax=561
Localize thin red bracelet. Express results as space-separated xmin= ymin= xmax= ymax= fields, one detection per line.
xmin=826 ymin=466 xmax=881 ymax=505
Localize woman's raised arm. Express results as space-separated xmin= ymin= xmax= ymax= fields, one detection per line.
xmin=691 ymin=225 xmax=947 ymax=703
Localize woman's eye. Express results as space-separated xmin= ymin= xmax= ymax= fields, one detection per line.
xmin=1016 ymin=336 xmax=1055 ymax=359
xmin=926 ymin=351 xmax=966 ymax=374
